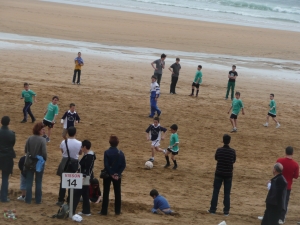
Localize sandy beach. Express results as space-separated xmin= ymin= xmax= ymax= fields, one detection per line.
xmin=0 ymin=0 xmax=300 ymax=224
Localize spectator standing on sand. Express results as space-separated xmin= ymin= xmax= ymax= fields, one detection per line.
xmin=151 ymin=54 xmax=166 ymax=86
xmin=168 ymin=58 xmax=181 ymax=94
xmin=261 ymin=163 xmax=287 ymax=225
xmin=73 ymin=52 xmax=84 ymax=85
xmin=225 ymin=65 xmax=238 ymax=100
xmin=208 ymin=134 xmax=236 ymax=216
xmin=0 ymin=116 xmax=16 ymax=202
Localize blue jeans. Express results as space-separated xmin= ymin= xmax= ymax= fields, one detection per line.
xmin=25 ymin=170 xmax=44 ymax=204
xmin=149 ymin=97 xmax=161 ymax=117
xmin=209 ymin=175 xmax=232 ymax=213
xmin=23 ymin=102 xmax=35 ymax=121
xmin=1 ymin=170 xmax=10 ymax=202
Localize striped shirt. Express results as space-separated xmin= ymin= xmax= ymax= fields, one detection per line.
xmin=215 ymin=145 xmax=236 ymax=178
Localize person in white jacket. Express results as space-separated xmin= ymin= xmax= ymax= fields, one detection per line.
xmin=149 ymin=76 xmax=161 ymax=118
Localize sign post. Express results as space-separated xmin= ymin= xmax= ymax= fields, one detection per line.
xmin=62 ymin=173 xmax=83 ymax=218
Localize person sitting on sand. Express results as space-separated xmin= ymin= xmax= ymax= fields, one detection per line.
xmin=150 ymin=189 xmax=177 ymax=215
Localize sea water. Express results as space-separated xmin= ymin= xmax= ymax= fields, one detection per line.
xmin=42 ymin=0 xmax=300 ymax=32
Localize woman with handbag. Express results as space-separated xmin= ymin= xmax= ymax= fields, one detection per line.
xmin=100 ymin=135 xmax=126 ymax=215
xmin=73 ymin=140 xmax=96 ymax=216
xmin=24 ymin=122 xmax=47 ymax=204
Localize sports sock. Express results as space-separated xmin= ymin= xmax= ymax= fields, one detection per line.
xmin=265 ymin=122 xmax=269 ymax=125
xmin=165 ymin=156 xmax=170 ymax=164
xmin=196 ymin=90 xmax=199 ymax=96
xmin=191 ymin=89 xmax=194 ymax=95
xmin=172 ymin=160 xmax=177 ymax=166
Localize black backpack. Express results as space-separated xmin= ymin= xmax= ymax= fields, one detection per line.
xmin=52 ymin=204 xmax=69 ymax=219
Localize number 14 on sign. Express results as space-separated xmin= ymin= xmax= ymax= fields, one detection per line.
xmin=62 ymin=173 xmax=83 ymax=189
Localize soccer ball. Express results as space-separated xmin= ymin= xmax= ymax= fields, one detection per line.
xmin=145 ymin=161 xmax=153 ymax=169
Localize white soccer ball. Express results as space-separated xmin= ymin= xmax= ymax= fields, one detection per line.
xmin=145 ymin=161 xmax=153 ymax=169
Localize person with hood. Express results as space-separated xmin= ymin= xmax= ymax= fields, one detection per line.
xmin=73 ymin=140 xmax=96 ymax=216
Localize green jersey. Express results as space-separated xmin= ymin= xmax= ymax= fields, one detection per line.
xmin=44 ymin=103 xmax=59 ymax=122
xmin=232 ymin=98 xmax=244 ymax=115
xmin=193 ymin=71 xmax=202 ymax=84
xmin=169 ymin=133 xmax=179 ymax=152
xmin=21 ymin=90 xmax=36 ymax=103
xmin=269 ymin=99 xmax=276 ymax=115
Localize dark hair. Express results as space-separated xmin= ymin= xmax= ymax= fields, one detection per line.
xmin=70 ymin=103 xmax=75 ymax=108
xmin=82 ymin=140 xmax=91 ymax=150
xmin=150 ymin=189 xmax=159 ymax=197
xmin=151 ymin=75 xmax=157 ymax=80
xmin=286 ymin=146 xmax=293 ymax=155
xmin=24 ymin=82 xmax=29 ymax=87
xmin=270 ymin=93 xmax=274 ymax=97
xmin=109 ymin=135 xmax=119 ymax=147
xmin=223 ymin=134 xmax=231 ymax=145
xmin=161 ymin=53 xmax=167 ymax=59
xmin=52 ymin=96 xmax=59 ymax=101
xmin=176 ymin=58 xmax=180 ymax=61
xmin=232 ymin=65 xmax=236 ymax=68
xmin=68 ymin=127 xmax=77 ymax=137
xmin=90 ymin=178 xmax=99 ymax=185
xmin=33 ymin=122 xmax=44 ymax=135
xmin=153 ymin=117 xmax=160 ymax=122
xmin=1 ymin=116 xmax=10 ymax=126
xmin=78 ymin=52 xmax=81 ymax=54
xmin=170 ymin=124 xmax=178 ymax=131
xmin=198 ymin=65 xmax=202 ymax=69
xmin=235 ymin=92 xmax=240 ymax=96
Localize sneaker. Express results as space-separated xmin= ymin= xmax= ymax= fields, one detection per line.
xmin=189 ymin=94 xmax=194 ymax=96
xmin=164 ymin=163 xmax=170 ymax=168
xmin=263 ymin=123 xmax=268 ymax=127
xmin=77 ymin=83 xmax=81 ymax=85
xmin=72 ymin=82 xmax=75 ymax=84
xmin=32 ymin=119 xmax=36 ymax=123
xmin=207 ymin=210 xmax=215 ymax=214
xmin=148 ymin=115 xmax=154 ymax=118
xmin=46 ymin=137 xmax=50 ymax=142
xmin=276 ymin=123 xmax=281 ymax=128
xmin=56 ymin=201 xmax=64 ymax=206
xmin=172 ymin=165 xmax=177 ymax=170
xmin=17 ymin=196 xmax=25 ymax=201
xmin=258 ymin=216 xmax=263 ymax=220
xmin=78 ymin=212 xmax=91 ymax=216
xmin=148 ymin=158 xmax=154 ymax=162
xmin=20 ymin=120 xmax=27 ymax=123
xmin=224 ymin=212 xmax=229 ymax=216
xmin=98 ymin=211 xmax=107 ymax=216
xmin=278 ymin=219 xmax=285 ymax=224
xmin=157 ymin=111 xmax=162 ymax=117
xmin=230 ymin=128 xmax=237 ymax=133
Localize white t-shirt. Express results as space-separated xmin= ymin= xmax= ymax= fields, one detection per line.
xmin=60 ymin=138 xmax=81 ymax=159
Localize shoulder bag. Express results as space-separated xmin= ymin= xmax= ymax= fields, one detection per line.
xmin=100 ymin=150 xmax=120 ymax=179
xmin=24 ymin=137 xmax=38 ymax=171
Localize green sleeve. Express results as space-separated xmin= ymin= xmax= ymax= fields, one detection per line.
xmin=174 ymin=134 xmax=179 ymax=143
xmin=240 ymin=100 xmax=244 ymax=108
xmin=21 ymin=91 xmax=24 ymax=97
xmin=271 ymin=101 xmax=275 ymax=109
xmin=55 ymin=106 xmax=59 ymax=115
xmin=30 ymin=90 xmax=36 ymax=96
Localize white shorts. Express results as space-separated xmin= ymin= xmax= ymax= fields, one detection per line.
xmin=151 ymin=140 xmax=160 ymax=147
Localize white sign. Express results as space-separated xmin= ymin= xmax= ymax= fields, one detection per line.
xmin=62 ymin=173 xmax=83 ymax=189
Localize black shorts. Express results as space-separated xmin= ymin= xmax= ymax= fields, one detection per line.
xmin=167 ymin=148 xmax=179 ymax=155
xmin=230 ymin=114 xmax=238 ymax=119
xmin=267 ymin=113 xmax=276 ymax=118
xmin=192 ymin=82 xmax=200 ymax=88
xmin=43 ymin=119 xmax=54 ymax=128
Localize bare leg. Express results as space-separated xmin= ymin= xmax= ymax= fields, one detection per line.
xmin=155 ymin=147 xmax=164 ymax=152
xmin=234 ymin=119 xmax=238 ymax=129
xmin=22 ymin=190 xmax=26 ymax=196
xmin=151 ymin=146 xmax=155 ymax=158
xmin=266 ymin=115 xmax=270 ymax=123
xmin=230 ymin=118 xmax=234 ymax=128
xmin=272 ymin=117 xmax=278 ymax=124
xmin=48 ymin=127 xmax=52 ymax=138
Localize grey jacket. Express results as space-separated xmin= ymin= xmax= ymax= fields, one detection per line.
xmin=25 ymin=135 xmax=47 ymax=161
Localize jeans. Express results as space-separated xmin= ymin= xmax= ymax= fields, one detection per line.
xmin=149 ymin=97 xmax=161 ymax=117
xmin=261 ymin=203 xmax=281 ymax=225
xmin=73 ymin=69 xmax=81 ymax=83
xmin=280 ymin=189 xmax=291 ymax=221
xmin=1 ymin=170 xmax=10 ymax=202
xmin=58 ymin=176 xmax=70 ymax=203
xmin=170 ymin=76 xmax=178 ymax=94
xmin=154 ymin=73 xmax=162 ymax=86
xmin=101 ymin=177 xmax=121 ymax=215
xmin=25 ymin=169 xmax=44 ymax=204
xmin=73 ymin=185 xmax=90 ymax=214
xmin=225 ymin=82 xmax=235 ymax=99
xmin=23 ymin=102 xmax=35 ymax=121
xmin=209 ymin=175 xmax=232 ymax=213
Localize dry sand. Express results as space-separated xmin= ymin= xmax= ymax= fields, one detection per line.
xmin=0 ymin=0 xmax=300 ymax=225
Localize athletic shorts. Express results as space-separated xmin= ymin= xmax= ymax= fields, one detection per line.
xmin=192 ymin=82 xmax=200 ymax=88
xmin=151 ymin=140 xmax=160 ymax=147
xmin=230 ymin=114 xmax=238 ymax=119
xmin=62 ymin=128 xmax=68 ymax=137
xmin=267 ymin=113 xmax=276 ymax=118
xmin=20 ymin=173 xmax=26 ymax=190
xmin=167 ymin=148 xmax=179 ymax=155
xmin=43 ymin=119 xmax=54 ymax=128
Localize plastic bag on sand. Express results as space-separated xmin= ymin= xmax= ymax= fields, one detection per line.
xmin=72 ymin=214 xmax=83 ymax=222
xmin=218 ymin=221 xmax=227 ymax=225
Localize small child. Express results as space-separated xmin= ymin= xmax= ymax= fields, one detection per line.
xmin=20 ymin=82 xmax=37 ymax=123
xmin=89 ymin=178 xmax=102 ymax=203
xmin=189 ymin=65 xmax=202 ymax=97
xmin=227 ymin=91 xmax=245 ymax=132
xmin=146 ymin=117 xmax=167 ymax=162
xmin=263 ymin=93 xmax=280 ymax=128
xmin=61 ymin=103 xmax=81 ymax=139
xmin=150 ymin=189 xmax=176 ymax=215
xmin=164 ymin=124 xmax=179 ymax=170
xmin=149 ymin=75 xmax=161 ymax=118
xmin=17 ymin=156 xmax=26 ymax=200
xmin=43 ymin=96 xmax=59 ymax=142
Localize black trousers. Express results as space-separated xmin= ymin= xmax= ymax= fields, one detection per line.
xmin=101 ymin=177 xmax=121 ymax=215
xmin=73 ymin=69 xmax=81 ymax=83
xmin=154 ymin=73 xmax=162 ymax=86
xmin=58 ymin=176 xmax=69 ymax=202
xmin=170 ymin=76 xmax=178 ymax=94
xmin=280 ymin=189 xmax=291 ymax=221
xmin=23 ymin=102 xmax=35 ymax=121
xmin=73 ymin=185 xmax=90 ymax=214
xmin=261 ymin=203 xmax=281 ymax=225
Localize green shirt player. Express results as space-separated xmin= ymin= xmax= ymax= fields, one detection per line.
xmin=264 ymin=93 xmax=280 ymax=128
xmin=164 ymin=124 xmax=179 ymax=170
xmin=43 ymin=96 xmax=59 ymax=142
xmin=228 ymin=92 xmax=245 ymax=132
xmin=20 ymin=82 xmax=37 ymax=123
xmin=189 ymin=65 xmax=202 ymax=97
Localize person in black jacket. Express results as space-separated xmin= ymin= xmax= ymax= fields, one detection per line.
xmin=99 ymin=135 xmax=126 ymax=215
xmin=208 ymin=134 xmax=236 ymax=216
xmin=73 ymin=140 xmax=96 ymax=216
xmin=0 ymin=116 xmax=16 ymax=202
xmin=261 ymin=163 xmax=287 ymax=225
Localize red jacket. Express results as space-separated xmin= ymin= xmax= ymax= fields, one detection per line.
xmin=277 ymin=157 xmax=299 ymax=190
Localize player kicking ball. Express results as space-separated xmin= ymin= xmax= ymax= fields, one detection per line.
xmin=228 ymin=92 xmax=244 ymax=132
xmin=263 ymin=93 xmax=280 ymax=128
xmin=164 ymin=124 xmax=179 ymax=170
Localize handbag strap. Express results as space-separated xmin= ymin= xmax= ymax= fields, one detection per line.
xmin=65 ymin=140 xmax=71 ymax=160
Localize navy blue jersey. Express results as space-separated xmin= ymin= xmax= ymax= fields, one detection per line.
xmin=145 ymin=124 xmax=167 ymax=141
xmin=61 ymin=110 xmax=80 ymax=129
